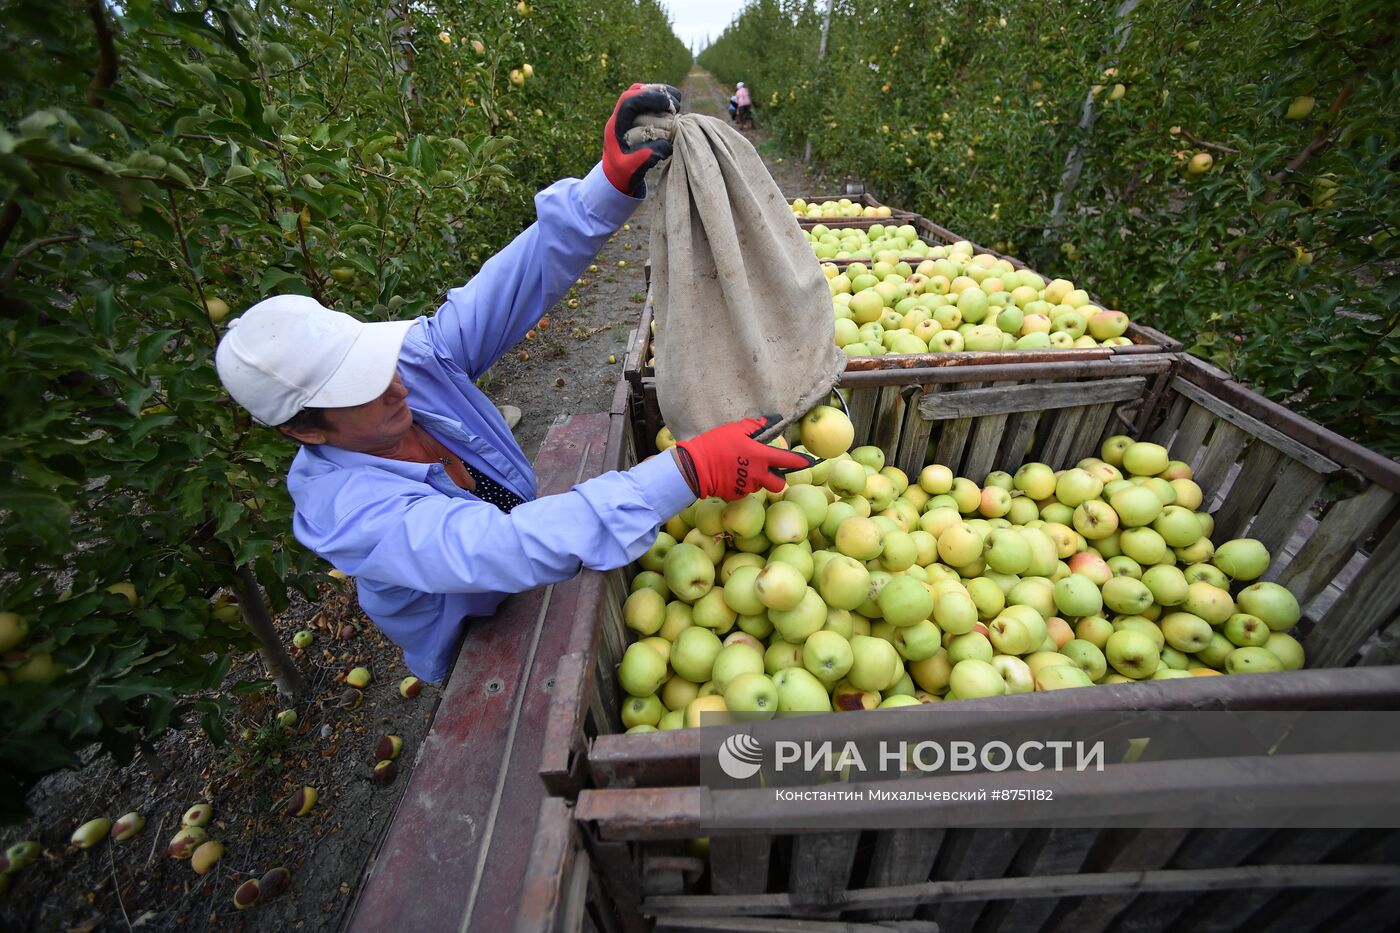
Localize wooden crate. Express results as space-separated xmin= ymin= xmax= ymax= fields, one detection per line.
xmin=787 ymin=191 xmax=919 ymax=227
xmin=538 ymin=355 xmax=1400 ymax=930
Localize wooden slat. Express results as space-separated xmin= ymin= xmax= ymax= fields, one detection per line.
xmin=787 ymin=832 xmax=860 ymax=916
xmin=1148 ymin=394 xmax=1191 ymax=447
xmin=1250 ymin=830 xmax=1400 ymax=933
xmin=709 ymin=835 xmax=772 ymax=896
xmin=1071 ymin=401 xmax=1117 ymax=465
xmin=844 ymin=387 xmax=878 ymax=447
xmin=1046 ymin=829 xmax=1189 ymax=933
xmin=1171 ymin=829 xmax=1357 ymax=933
xmin=926 ymin=828 xmax=1026 ymax=933
xmin=655 ymin=918 xmax=938 ymax=932
xmin=1246 ymin=460 xmax=1327 ymax=557
xmin=1274 ymin=483 xmax=1396 ymax=605
xmin=1358 ymin=613 xmax=1400 ymax=666
xmin=1192 ymin=421 xmax=1250 ymax=504
xmin=514 ymin=797 xmax=590 ymax=933
xmin=962 ymin=382 xmax=1017 ymax=481
xmin=1171 ymin=404 xmax=1216 ymax=472
xmin=931 ymin=384 xmax=982 ymax=473
xmin=894 ymin=387 xmax=935 ymax=479
xmin=868 ymin=384 xmax=904 ymax=456
xmin=1210 ymin=441 xmax=1285 ymax=541
xmin=984 ymin=829 xmax=1099 ymax=933
xmin=1107 ymin=829 xmax=1272 ymax=933
xmin=916 ymin=377 xmax=1145 ymax=421
xmin=1328 ymin=887 xmax=1400 ymax=933
xmin=1309 ymin=519 xmax=1400 ymax=668
xmin=854 ymin=829 xmax=944 ymax=921
xmin=644 ymin=863 xmax=1400 ymax=920
xmin=1041 ymin=406 xmax=1089 ymax=469
xmin=1170 ymin=372 xmax=1341 ymax=475
xmin=999 ymin=407 xmax=1044 ymax=475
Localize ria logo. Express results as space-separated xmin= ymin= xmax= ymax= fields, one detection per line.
xmin=718 ymin=733 xmax=763 ymax=780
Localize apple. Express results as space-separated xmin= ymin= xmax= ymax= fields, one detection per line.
xmin=1159 ymin=612 xmax=1214 ymax=653
xmin=618 ymin=642 xmax=668 ymax=697
xmin=764 ymin=639 xmax=804 ymax=675
xmin=1109 ymin=486 xmax=1163 ymax=527
xmin=1088 ymin=310 xmax=1129 ymax=340
xmin=724 ymin=672 xmax=779 ymax=718
xmin=878 ymin=576 xmax=934 ymax=627
xmin=710 ymin=643 xmax=765 ymax=693
xmin=1214 ymin=539 xmax=1271 ymax=581
xmin=754 ymin=561 xmax=807 ymax=612
xmin=1107 ymin=556 xmax=1143 ymax=579
xmin=979 ymin=486 xmax=1012 ymax=518
xmin=1141 ymin=565 xmax=1188 ymax=606
xmin=832 ymin=679 xmax=881 ymax=711
xmin=835 ymin=515 xmax=884 ymax=561
xmin=1055 ymin=469 xmax=1103 ymax=507
xmin=949 ymin=658 xmax=1006 ymax=698
xmin=1053 ymin=573 xmax=1104 ymax=618
xmin=1007 ymin=578 xmax=1055 ymax=621
xmin=1074 ymin=614 xmax=1114 ymax=648
xmin=684 ymin=695 xmax=729 ymax=728
xmin=895 ymin=619 xmax=944 ymax=662
xmin=1223 ymin=613 xmax=1270 ymax=648
xmin=800 ymin=405 xmax=855 ymax=458
xmin=821 ymin=501 xmax=859 ymax=539
xmin=639 ymin=532 xmax=676 ymax=572
xmin=1225 ymin=646 xmax=1284 ymax=675
xmin=1035 ymin=664 xmax=1094 ymax=690
xmin=1045 ymin=616 xmax=1076 ymax=649
xmin=662 ymin=675 xmax=701 ymax=712
xmin=950 ymin=478 xmax=982 ymax=514
xmin=1106 ymin=629 xmax=1159 ymax=679
xmin=919 ymin=464 xmax=954 ymax=494
xmin=1101 ymin=435 xmax=1133 ymax=466
xmin=1099 ymin=576 xmax=1152 ymax=615
xmin=1153 ymin=506 xmax=1203 ymax=548
xmin=1060 ymin=639 xmax=1108 ymax=680
xmin=721 ymin=496 xmax=767 ymax=539
xmin=671 ymin=627 xmax=723 ymax=683
xmin=1014 ymin=462 xmax=1057 ymax=500
xmin=847 ymin=635 xmax=902 ymax=691
xmin=1264 ymin=632 xmax=1305 ymax=671
xmin=1175 ymin=536 xmax=1215 ymax=565
xmin=1122 ymin=442 xmax=1170 ymax=477
xmin=947 ymin=631 xmax=994 ymax=665
xmin=1184 ymin=563 xmax=1231 ymax=589
xmin=802 ymin=630 xmax=854 ymax=682
xmin=988 ymin=655 xmax=1032 ymax=695
xmin=1113 ymin=615 xmax=1166 ymax=651
xmin=1237 ymin=582 xmax=1300 ymax=631
xmin=1119 ymin=527 xmax=1169 ymax=566
xmin=908 ymin=649 xmax=953 ymax=693
xmin=1073 ymin=500 xmax=1120 ymax=540
xmin=816 ymin=555 xmax=871 ymax=610
xmin=1169 ymin=479 xmax=1204 ymax=511
xmin=769 ymin=587 xmax=828 ymax=643
xmin=1067 ymin=551 xmax=1111 ymax=586
xmin=932 ymin=591 xmax=979 ymax=635
xmin=692 ymin=588 xmax=737 ymax=634
xmin=722 ymin=566 xmax=766 ymax=617
xmin=879 ymin=530 xmax=918 ymax=571
xmin=1182 ymin=582 xmax=1235 ymax=626
xmin=937 ymin=523 xmax=985 ymax=567
xmin=622 ymin=694 xmax=664 ymax=728
xmin=829 ymin=460 xmax=869 ymax=497
xmin=775 ymin=667 xmax=834 ymax=712
xmin=983 ymin=528 xmax=1031 ymax=574
xmin=1197 ymin=632 xmax=1235 ymax=669
xmin=988 ymin=613 xmax=1038 ymax=655
xmin=663 ymin=543 xmax=715 ymax=602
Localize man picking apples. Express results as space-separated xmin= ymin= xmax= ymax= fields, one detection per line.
xmin=215 ymin=84 xmax=813 ymax=682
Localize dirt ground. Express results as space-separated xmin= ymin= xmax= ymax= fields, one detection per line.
xmin=0 ymin=66 xmax=834 ymax=932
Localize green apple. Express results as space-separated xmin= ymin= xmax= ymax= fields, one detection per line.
xmin=754 ymin=562 xmax=807 ymax=612
xmin=662 ymin=675 xmax=701 ymax=712
xmin=784 ymin=484 xmax=830 ymax=529
xmin=774 ymin=667 xmax=834 ymax=712
xmin=835 ymin=516 xmax=884 ymax=561
xmin=919 ymin=463 xmax=954 ymax=495
xmin=1141 ymin=565 xmax=1188 ymax=607
xmin=909 ymin=649 xmax=953 ymax=692
xmin=1113 ymin=615 xmax=1166 ymax=650
xmin=618 ymin=642 xmax=668 ymax=697
xmin=936 ymin=523 xmax=985 ymax=567
xmin=1106 ymin=629 xmax=1159 ymax=679
xmin=966 ymin=577 xmax=1007 ymax=620
xmin=847 ymin=635 xmax=902 ymax=691
xmin=991 ymin=654 xmax=1035 ymax=694
xmin=822 ymin=607 xmax=855 ymax=638
xmin=1223 ymin=613 xmax=1270 ymax=647
xmin=1237 ymin=582 xmax=1301 ymax=631
xmin=983 ymin=528 xmax=1031 ymax=574
xmin=829 ymin=459 xmax=869 ymax=497
xmin=949 ymin=658 xmax=1006 ymax=698
xmin=1182 ymin=582 xmax=1235 ymax=626
xmin=933 ymin=591 xmax=979 ymax=635
xmin=802 ymin=630 xmax=854 ymax=682
xmin=1007 ymin=578 xmax=1056 ymax=620
xmin=693 ymin=498 xmax=727 ymax=536
xmin=1101 ymin=435 xmax=1133 ymax=466
xmin=1035 ymin=665 xmax=1094 ymax=690
xmin=1014 ymin=462 xmax=1057 ymax=500
xmin=947 ymin=631 xmax=994 ymax=664
xmin=1264 ymin=632 xmax=1305 ymax=671
xmin=769 ymin=543 xmax=815 ymax=582
xmin=800 ymin=405 xmax=855 ymax=459
xmin=820 ymin=501 xmax=859 ymax=539
xmin=1175 ymin=537 xmax=1215 ymax=564
xmin=1055 ymin=469 xmax=1103 ymax=507
xmin=1075 ymin=614 xmax=1115 ymax=648
xmin=631 ymin=570 xmax=671 ymax=600
xmin=1184 ymin=563 xmax=1230 ymax=589
xmin=1073 ymin=500 xmax=1119 ymax=540
xmin=724 ymin=672 xmax=779 ymax=718
xmin=1109 ymin=485 xmax=1163 ymax=527
xmin=769 ymin=587 xmax=828 ymax=643
xmin=658 ymin=709 xmax=685 ymax=730
xmin=1197 ymin=632 xmax=1235 ymax=669
xmin=1153 ymin=506 xmax=1203 ymax=548
xmin=692 ymin=588 xmax=737 ymax=634
xmin=895 ymin=619 xmax=943 ymax=661
xmin=832 ymin=679 xmax=881 ymax=711
xmin=737 ymin=612 xmax=773 ymax=640
xmin=1053 ymin=573 xmax=1103 ymax=618
xmin=1101 ymin=576 xmax=1154 ymax=615
xmin=670 ymin=627 xmax=723 ymax=683
xmin=764 ymin=639 xmax=804 ymax=674
xmin=878 ymin=576 xmax=934 ymax=627
xmin=1107 ymin=555 xmax=1142 ymax=579
xmin=1122 ymin=442 xmax=1169 ymax=477
xmin=1150 ymin=668 xmax=1192 ymax=680
xmin=639 ymin=532 xmax=676 ymax=572
xmin=723 ymin=566 xmax=766 ymax=616
xmin=721 ymin=495 xmax=767 ymax=539
xmin=710 ymin=643 xmax=765 ymax=693
xmin=987 ymin=612 xmax=1037 ymax=655
xmin=621 ymin=694 xmax=664 ymax=728
xmin=1225 ymin=646 xmax=1284 ymax=675
xmin=1060 ymin=639 xmax=1108 ymax=680
xmin=1159 ymin=645 xmax=1191 ymax=670
xmin=1159 ymin=612 xmax=1213 ymax=653
xmin=663 ymin=542 xmax=715 ymax=602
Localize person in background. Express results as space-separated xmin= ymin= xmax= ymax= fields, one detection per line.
xmin=215 ymin=83 xmax=813 ymax=683
xmin=734 ymin=81 xmax=754 ymax=129
xmin=728 ymin=93 xmax=738 ymax=123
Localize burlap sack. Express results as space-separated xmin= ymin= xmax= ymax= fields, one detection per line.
xmin=630 ymin=112 xmax=844 ymax=441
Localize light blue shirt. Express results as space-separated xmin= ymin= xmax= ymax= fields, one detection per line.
xmin=286 ymin=164 xmax=696 ymax=681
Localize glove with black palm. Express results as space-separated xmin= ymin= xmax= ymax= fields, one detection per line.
xmin=602 ymin=83 xmax=682 ymax=196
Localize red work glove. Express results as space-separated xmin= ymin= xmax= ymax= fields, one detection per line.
xmin=673 ymin=415 xmax=818 ymax=501
xmin=603 ymin=83 xmax=682 ymax=195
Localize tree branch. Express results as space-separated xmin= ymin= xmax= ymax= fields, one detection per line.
xmin=84 ymin=0 xmax=119 ymax=108
xmin=1 ymin=233 xmax=80 ymax=289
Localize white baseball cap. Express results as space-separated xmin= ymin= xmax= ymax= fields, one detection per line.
xmin=215 ymin=295 xmax=415 ymax=426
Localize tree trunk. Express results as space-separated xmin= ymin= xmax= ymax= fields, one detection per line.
xmin=234 ymin=564 xmax=308 ymax=698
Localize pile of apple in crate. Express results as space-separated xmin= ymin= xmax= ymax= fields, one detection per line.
xmin=616 ymin=406 xmax=1303 ymax=731
xmin=813 ymin=231 xmax=1133 ymax=356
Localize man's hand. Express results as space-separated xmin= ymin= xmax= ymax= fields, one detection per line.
xmin=603 ymin=83 xmax=682 ymax=195
xmin=673 ymin=415 xmax=818 ymax=501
